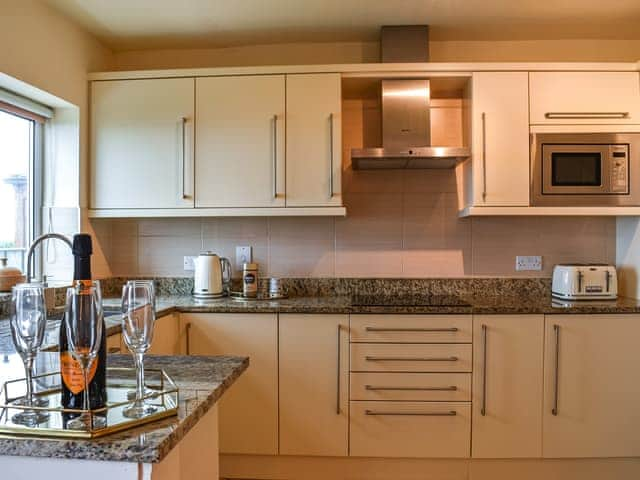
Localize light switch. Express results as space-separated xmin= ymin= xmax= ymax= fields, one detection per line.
xmin=235 ymin=246 xmax=252 ymax=271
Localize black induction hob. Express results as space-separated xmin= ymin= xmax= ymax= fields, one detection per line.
xmin=350 ymin=294 xmax=471 ymax=307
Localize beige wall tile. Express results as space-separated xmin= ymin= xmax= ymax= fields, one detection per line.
xmin=138 ymin=218 xmax=202 ymax=238
xmin=335 ymin=248 xmax=403 ymax=277
xmin=138 ymin=235 xmax=202 ymax=276
xmin=269 ymin=217 xmax=335 ymax=277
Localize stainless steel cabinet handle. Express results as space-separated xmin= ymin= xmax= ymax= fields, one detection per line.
xmin=365 ymin=356 xmax=458 ymax=362
xmin=545 ymin=111 xmax=629 ymax=119
xmin=366 ymin=385 xmax=457 ymax=391
xmin=186 ymin=322 xmax=192 ymax=355
xmin=272 ymin=114 xmax=278 ymax=199
xmin=336 ymin=323 xmax=341 ymax=415
xmin=552 ymin=324 xmax=560 ymax=416
xmin=329 ymin=113 xmax=334 ymax=199
xmin=365 ymin=327 xmax=458 ymax=333
xmin=365 ymin=410 xmax=457 ymax=417
xmin=481 ymin=112 xmax=487 ymax=202
xmin=481 ymin=324 xmax=488 ymax=416
xmin=178 ymin=117 xmax=187 ymax=200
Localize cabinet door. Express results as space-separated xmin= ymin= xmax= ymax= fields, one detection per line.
xmin=181 ymin=313 xmax=278 ymax=455
xmin=279 ymin=314 xmax=349 ymax=456
xmin=147 ymin=314 xmax=181 ymax=355
xmin=530 ymin=72 xmax=640 ymax=124
xmin=472 ymin=315 xmax=544 ymax=458
xmin=91 ymin=78 xmax=195 ymax=209
xmin=195 ymin=75 xmax=285 ymax=208
xmin=286 ymin=74 xmax=342 ymax=207
xmin=543 ymin=314 xmax=640 ymax=458
xmin=471 ymin=72 xmax=529 ymax=206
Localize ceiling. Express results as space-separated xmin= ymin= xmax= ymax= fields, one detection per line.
xmin=44 ymin=0 xmax=640 ymax=51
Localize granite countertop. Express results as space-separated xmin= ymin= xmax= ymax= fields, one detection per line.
xmin=0 ymin=352 xmax=248 ymax=463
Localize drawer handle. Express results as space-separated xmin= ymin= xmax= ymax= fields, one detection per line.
xmin=365 ymin=410 xmax=457 ymax=417
xmin=544 ymin=111 xmax=629 ymax=119
xmin=365 ymin=385 xmax=457 ymax=391
xmin=365 ymin=356 xmax=458 ymax=362
xmin=365 ymin=327 xmax=459 ymax=333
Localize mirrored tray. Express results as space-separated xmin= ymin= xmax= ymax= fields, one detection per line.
xmin=0 ymin=367 xmax=178 ymax=439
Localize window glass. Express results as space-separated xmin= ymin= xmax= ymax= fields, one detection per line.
xmin=0 ymin=109 xmax=33 ymax=269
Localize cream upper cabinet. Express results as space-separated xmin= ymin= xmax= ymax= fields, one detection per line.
xmin=285 ymin=74 xmax=342 ymax=207
xmin=91 ymin=78 xmax=195 ymax=209
xmin=471 ymin=72 xmax=530 ymax=206
xmin=195 ymin=75 xmax=285 ymax=208
xmin=180 ymin=313 xmax=278 ymax=455
xmin=530 ymin=72 xmax=640 ymax=125
xmin=279 ymin=314 xmax=349 ymax=456
xmin=472 ymin=315 xmax=544 ymax=458
xmin=543 ymin=314 xmax=640 ymax=458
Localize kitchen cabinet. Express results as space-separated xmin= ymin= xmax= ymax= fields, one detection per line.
xmin=195 ymin=75 xmax=285 ymax=208
xmin=90 ymin=78 xmax=195 ymax=209
xmin=530 ymin=72 xmax=640 ymax=125
xmin=470 ymin=72 xmax=529 ymax=207
xmin=285 ymin=74 xmax=342 ymax=207
xmin=180 ymin=313 xmax=278 ymax=455
xmin=147 ymin=313 xmax=182 ymax=355
xmin=543 ymin=314 xmax=640 ymax=458
xmin=278 ymin=314 xmax=349 ymax=456
xmin=471 ymin=315 xmax=544 ymax=458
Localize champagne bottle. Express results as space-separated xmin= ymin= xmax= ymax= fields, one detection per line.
xmin=60 ymin=234 xmax=107 ymax=410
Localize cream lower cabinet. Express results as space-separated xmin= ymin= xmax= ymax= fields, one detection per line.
xmin=180 ymin=313 xmax=278 ymax=455
xmin=195 ymin=75 xmax=286 ymax=208
xmin=470 ymin=72 xmax=529 ymax=207
xmin=279 ymin=314 xmax=349 ymax=456
xmin=543 ymin=314 xmax=640 ymax=458
xmin=147 ymin=313 xmax=182 ymax=355
xmin=472 ymin=315 xmax=544 ymax=458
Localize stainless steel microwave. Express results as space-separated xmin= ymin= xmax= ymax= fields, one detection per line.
xmin=531 ymin=133 xmax=640 ymax=206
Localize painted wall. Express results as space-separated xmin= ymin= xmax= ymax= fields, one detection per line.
xmin=0 ymin=0 xmax=113 ymax=280
xmin=111 ymin=39 xmax=640 ymax=70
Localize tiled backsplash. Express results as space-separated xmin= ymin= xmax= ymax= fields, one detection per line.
xmin=92 ymin=169 xmax=615 ymax=279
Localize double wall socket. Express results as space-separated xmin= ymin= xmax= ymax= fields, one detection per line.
xmin=515 ymin=256 xmax=542 ymax=271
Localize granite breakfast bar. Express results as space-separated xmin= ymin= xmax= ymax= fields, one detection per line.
xmin=0 ymin=352 xmax=248 ymax=480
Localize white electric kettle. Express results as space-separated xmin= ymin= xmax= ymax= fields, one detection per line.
xmin=193 ymin=252 xmax=232 ymax=299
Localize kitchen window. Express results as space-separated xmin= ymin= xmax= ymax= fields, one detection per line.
xmin=0 ymin=93 xmax=48 ymax=272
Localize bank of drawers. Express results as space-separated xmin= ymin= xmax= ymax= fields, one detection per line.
xmin=349 ymin=314 xmax=472 ymax=458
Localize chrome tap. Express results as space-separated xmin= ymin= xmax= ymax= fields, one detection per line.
xmin=25 ymin=233 xmax=73 ymax=283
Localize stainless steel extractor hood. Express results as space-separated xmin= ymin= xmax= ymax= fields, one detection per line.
xmin=351 ymin=26 xmax=470 ymax=170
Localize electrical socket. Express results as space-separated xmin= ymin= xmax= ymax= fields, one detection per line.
xmin=183 ymin=255 xmax=197 ymax=271
xmin=515 ymin=255 xmax=542 ymax=271
xmin=235 ymin=246 xmax=252 ymax=271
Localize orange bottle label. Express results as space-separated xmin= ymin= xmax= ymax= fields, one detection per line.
xmin=60 ymin=351 xmax=98 ymax=395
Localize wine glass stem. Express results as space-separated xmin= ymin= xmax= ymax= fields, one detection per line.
xmin=82 ymin=362 xmax=92 ymax=429
xmin=135 ymin=352 xmax=145 ymax=402
xmin=24 ymin=355 xmax=34 ymax=408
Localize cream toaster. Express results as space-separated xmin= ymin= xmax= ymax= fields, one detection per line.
xmin=551 ymin=264 xmax=617 ymax=300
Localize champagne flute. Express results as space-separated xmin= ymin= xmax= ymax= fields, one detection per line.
xmin=64 ymin=283 xmax=106 ymax=430
xmin=9 ymin=283 xmax=49 ymax=426
xmin=121 ymin=280 xmax=157 ymax=418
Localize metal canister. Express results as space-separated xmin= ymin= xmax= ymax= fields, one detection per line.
xmin=242 ymin=263 xmax=258 ymax=298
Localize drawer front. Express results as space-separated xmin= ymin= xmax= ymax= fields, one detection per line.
xmin=350 ymin=401 xmax=471 ymax=458
xmin=350 ymin=315 xmax=471 ymax=343
xmin=351 ymin=343 xmax=472 ymax=373
xmin=350 ymin=372 xmax=471 ymax=401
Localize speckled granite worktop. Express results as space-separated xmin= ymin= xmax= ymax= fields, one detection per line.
xmin=0 ymin=352 xmax=248 ymax=463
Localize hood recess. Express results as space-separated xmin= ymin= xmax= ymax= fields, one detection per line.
xmin=351 ymin=25 xmax=470 ymax=170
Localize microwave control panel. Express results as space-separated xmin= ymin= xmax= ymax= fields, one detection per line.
xmin=610 ymin=145 xmax=629 ymax=193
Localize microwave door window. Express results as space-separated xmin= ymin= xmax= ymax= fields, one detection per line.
xmin=551 ymin=152 xmax=602 ymax=186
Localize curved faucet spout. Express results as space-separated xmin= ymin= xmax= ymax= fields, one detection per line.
xmin=26 ymin=233 xmax=73 ymax=283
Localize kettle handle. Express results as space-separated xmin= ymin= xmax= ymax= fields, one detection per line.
xmin=221 ymin=257 xmax=232 ymax=290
